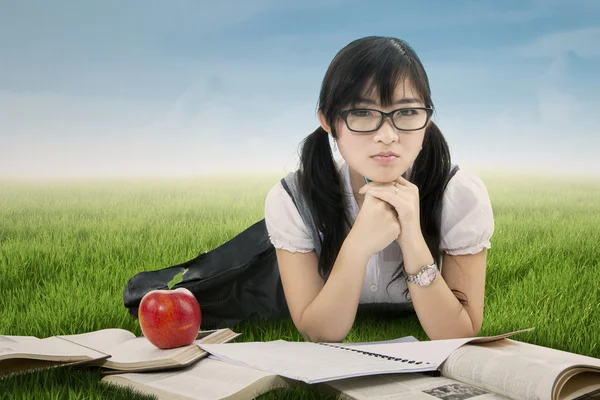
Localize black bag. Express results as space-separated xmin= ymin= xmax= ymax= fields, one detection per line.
xmin=123 ymin=217 xmax=289 ymax=329
xmin=123 ymin=165 xmax=460 ymax=329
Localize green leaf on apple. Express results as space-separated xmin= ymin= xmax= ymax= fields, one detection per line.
xmin=167 ymin=268 xmax=188 ymax=290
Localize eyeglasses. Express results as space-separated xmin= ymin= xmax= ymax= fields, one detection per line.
xmin=339 ymin=107 xmax=434 ymax=133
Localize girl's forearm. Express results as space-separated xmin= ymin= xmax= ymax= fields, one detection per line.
xmin=299 ymin=230 xmax=478 ymax=342
xmin=399 ymin=233 xmax=478 ymax=340
xmin=299 ymin=233 xmax=371 ymax=343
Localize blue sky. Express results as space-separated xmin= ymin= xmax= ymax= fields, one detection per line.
xmin=1 ymin=0 xmax=599 ymax=179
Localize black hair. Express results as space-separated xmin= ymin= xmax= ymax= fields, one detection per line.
xmin=297 ymin=36 xmax=468 ymax=304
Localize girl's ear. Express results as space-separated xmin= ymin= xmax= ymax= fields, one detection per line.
xmin=317 ymin=110 xmax=332 ymax=135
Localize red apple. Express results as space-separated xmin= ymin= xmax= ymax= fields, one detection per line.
xmin=138 ymin=269 xmax=202 ymax=349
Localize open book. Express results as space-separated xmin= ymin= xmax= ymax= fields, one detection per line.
xmin=102 ymin=356 xmax=294 ymax=400
xmin=101 ymin=333 xmax=600 ymax=400
xmin=322 ymin=338 xmax=600 ymax=400
xmin=0 ymin=328 xmax=240 ymax=377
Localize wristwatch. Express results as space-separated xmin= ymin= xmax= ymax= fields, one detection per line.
xmin=406 ymin=262 xmax=439 ymax=286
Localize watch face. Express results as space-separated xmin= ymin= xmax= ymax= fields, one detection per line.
xmin=421 ymin=266 xmax=437 ymax=284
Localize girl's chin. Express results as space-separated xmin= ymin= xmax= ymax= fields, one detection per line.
xmin=363 ymin=169 xmax=407 ymax=183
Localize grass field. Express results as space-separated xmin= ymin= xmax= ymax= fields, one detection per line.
xmin=0 ymin=171 xmax=599 ymax=399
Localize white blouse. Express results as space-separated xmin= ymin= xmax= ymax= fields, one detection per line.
xmin=264 ymin=159 xmax=495 ymax=305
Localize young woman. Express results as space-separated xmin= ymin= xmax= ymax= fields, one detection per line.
xmin=264 ymin=36 xmax=495 ymax=343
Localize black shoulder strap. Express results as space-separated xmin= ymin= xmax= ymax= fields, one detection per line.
xmin=279 ymin=171 xmax=323 ymax=257
xmin=444 ymin=164 xmax=460 ymax=191
xmin=279 ymin=178 xmax=298 ymax=212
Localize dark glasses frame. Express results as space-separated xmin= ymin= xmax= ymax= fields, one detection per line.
xmin=338 ymin=107 xmax=434 ymax=132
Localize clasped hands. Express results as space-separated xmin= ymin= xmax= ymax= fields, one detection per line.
xmin=358 ymin=175 xmax=421 ymax=246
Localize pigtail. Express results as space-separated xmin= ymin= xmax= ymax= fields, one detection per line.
xmin=298 ymin=127 xmax=351 ymax=281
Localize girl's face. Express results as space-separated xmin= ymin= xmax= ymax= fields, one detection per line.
xmin=320 ymin=80 xmax=429 ymax=184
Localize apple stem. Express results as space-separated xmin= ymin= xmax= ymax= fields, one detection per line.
xmin=167 ymin=268 xmax=188 ymax=290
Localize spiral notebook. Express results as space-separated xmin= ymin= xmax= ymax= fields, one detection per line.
xmin=199 ymin=328 xmax=533 ymax=384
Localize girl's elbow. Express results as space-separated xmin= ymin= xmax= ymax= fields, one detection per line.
xmin=299 ymin=326 xmax=348 ymax=343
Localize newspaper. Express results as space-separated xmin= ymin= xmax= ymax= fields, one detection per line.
xmin=323 ymin=372 xmax=509 ymax=400
xmin=440 ymin=339 xmax=600 ymax=400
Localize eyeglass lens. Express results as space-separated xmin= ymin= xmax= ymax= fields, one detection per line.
xmin=346 ymin=109 xmax=428 ymax=132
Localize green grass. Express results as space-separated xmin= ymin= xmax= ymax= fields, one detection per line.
xmin=0 ymin=171 xmax=599 ymax=399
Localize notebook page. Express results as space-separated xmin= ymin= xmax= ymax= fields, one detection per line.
xmin=335 ymin=336 xmax=419 ymax=347
xmin=199 ymin=340 xmax=436 ymax=384
xmin=332 ymin=337 xmax=478 ymax=366
xmin=103 ymin=356 xmax=288 ymax=400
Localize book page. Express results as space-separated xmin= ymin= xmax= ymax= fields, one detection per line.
xmin=440 ymin=340 xmax=600 ymax=400
xmin=196 ymin=328 xmax=242 ymax=345
xmin=98 ymin=337 xmax=200 ymax=365
xmin=199 ymin=340 xmax=436 ymax=384
xmin=496 ymin=339 xmax=600 ymax=367
xmin=102 ymin=356 xmax=290 ymax=400
xmin=558 ymin=371 xmax=600 ymax=400
xmin=324 ymin=373 xmax=510 ymax=400
xmin=78 ymin=328 xmax=239 ymax=369
xmin=56 ymin=329 xmax=136 ymax=355
xmin=99 ymin=333 xmax=240 ymax=367
xmin=0 ymin=336 xmax=38 ymax=343
xmin=0 ymin=336 xmax=108 ymax=361
xmin=95 ymin=329 xmax=242 ymax=372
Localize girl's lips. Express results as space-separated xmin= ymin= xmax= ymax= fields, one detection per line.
xmin=372 ymin=155 xmax=399 ymax=164
xmin=373 ymin=152 xmax=399 ymax=157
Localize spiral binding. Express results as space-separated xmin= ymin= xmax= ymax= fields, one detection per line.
xmin=316 ymin=342 xmax=431 ymax=365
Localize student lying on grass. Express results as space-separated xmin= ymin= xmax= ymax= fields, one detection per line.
xmin=264 ymin=36 xmax=494 ymax=343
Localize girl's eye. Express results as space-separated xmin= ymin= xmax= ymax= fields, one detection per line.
xmin=397 ymin=109 xmax=417 ymax=116
xmin=350 ymin=110 xmax=373 ymax=117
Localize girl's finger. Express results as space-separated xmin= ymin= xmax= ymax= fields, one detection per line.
xmin=368 ymin=189 xmax=409 ymax=208
xmin=359 ymin=182 xmax=390 ymax=194
xmin=394 ymin=175 xmax=410 ymax=186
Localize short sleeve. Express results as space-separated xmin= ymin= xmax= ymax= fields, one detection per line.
xmin=264 ymin=181 xmax=315 ymax=253
xmin=440 ymin=169 xmax=495 ymax=255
